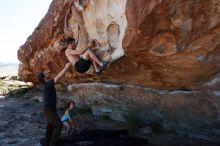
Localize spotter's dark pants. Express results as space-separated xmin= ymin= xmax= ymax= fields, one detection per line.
xmin=44 ymin=107 xmax=63 ymax=146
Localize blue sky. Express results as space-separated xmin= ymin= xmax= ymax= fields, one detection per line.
xmin=0 ymin=0 xmax=52 ymax=63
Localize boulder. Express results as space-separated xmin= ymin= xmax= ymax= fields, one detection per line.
xmin=17 ymin=0 xmax=220 ymax=90
xmin=67 ymin=82 xmax=220 ymax=135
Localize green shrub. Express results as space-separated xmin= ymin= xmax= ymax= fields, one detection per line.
xmin=100 ymin=114 xmax=111 ymax=121
xmin=0 ymin=80 xmax=5 ymax=87
xmin=147 ymin=121 xmax=164 ymax=134
xmin=123 ymin=112 xmax=143 ymax=133
xmin=76 ymin=107 xmax=92 ymax=114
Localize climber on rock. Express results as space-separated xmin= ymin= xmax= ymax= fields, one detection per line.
xmin=38 ymin=62 xmax=71 ymax=146
xmin=65 ymin=37 xmax=109 ymax=75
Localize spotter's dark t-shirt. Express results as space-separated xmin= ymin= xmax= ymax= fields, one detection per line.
xmin=43 ymin=80 xmax=57 ymax=110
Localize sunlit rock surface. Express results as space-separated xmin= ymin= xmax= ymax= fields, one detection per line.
xmin=16 ymin=0 xmax=220 ymax=141
xmin=17 ymin=0 xmax=220 ymax=89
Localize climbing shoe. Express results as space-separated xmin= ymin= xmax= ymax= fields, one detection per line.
xmin=96 ymin=62 xmax=109 ymax=76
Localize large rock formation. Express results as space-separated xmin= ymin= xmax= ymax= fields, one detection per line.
xmin=18 ymin=0 xmax=220 ymax=90
xmin=17 ymin=0 xmax=220 ymax=138
xmin=67 ymin=83 xmax=220 ymax=138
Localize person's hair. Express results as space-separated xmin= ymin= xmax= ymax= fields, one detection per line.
xmin=66 ymin=37 xmax=75 ymax=45
xmin=69 ymin=101 xmax=75 ymax=106
xmin=92 ymin=40 xmax=96 ymax=47
xmin=37 ymin=72 xmax=45 ymax=83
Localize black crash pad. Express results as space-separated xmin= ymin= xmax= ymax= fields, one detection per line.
xmin=40 ymin=129 xmax=148 ymax=146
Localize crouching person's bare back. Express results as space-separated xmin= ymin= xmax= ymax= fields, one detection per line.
xmin=65 ymin=38 xmax=109 ymax=75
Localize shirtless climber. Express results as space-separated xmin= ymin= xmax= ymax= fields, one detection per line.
xmin=65 ymin=37 xmax=109 ymax=75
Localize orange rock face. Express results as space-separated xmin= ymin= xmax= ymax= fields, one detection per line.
xmin=18 ymin=0 xmax=220 ymax=89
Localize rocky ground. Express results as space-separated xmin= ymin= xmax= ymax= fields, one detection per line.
xmin=0 ymin=74 xmax=32 ymax=96
xmin=0 ymin=94 xmax=43 ymax=146
xmin=0 ymin=86 xmax=219 ymax=146
xmin=0 ymin=74 xmax=219 ymax=146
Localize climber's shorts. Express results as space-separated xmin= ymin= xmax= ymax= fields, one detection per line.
xmin=75 ymin=57 xmax=92 ymax=73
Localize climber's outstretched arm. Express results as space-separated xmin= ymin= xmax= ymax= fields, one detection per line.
xmin=67 ymin=49 xmax=85 ymax=56
xmin=54 ymin=63 xmax=71 ymax=84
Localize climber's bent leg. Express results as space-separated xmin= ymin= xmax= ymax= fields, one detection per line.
xmin=92 ymin=61 xmax=99 ymax=73
xmin=76 ymin=49 xmax=109 ymax=75
xmin=81 ymin=49 xmax=102 ymax=66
